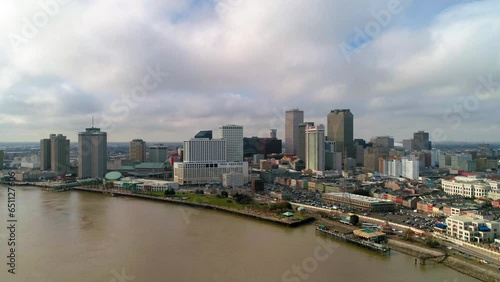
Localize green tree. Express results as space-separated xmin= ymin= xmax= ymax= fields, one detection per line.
xmin=220 ymin=191 xmax=229 ymax=198
xmin=352 ymin=189 xmax=369 ymax=196
xmin=164 ymin=188 xmax=176 ymax=196
xmin=349 ymin=214 xmax=360 ymax=226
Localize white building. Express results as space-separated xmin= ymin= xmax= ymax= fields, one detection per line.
xmin=305 ymin=124 xmax=325 ymax=172
xmin=441 ymin=177 xmax=491 ymax=198
xmin=174 ymin=162 xmax=248 ymax=185
xmin=183 ymin=138 xmax=226 ymax=162
xmin=383 ymin=156 xmax=419 ymax=180
xmin=219 ymin=124 xmax=243 ymax=162
xmin=402 ymin=156 xmax=419 ymax=180
xmin=113 ymin=178 xmax=179 ymax=192
xmin=446 ymin=215 xmax=500 ymax=243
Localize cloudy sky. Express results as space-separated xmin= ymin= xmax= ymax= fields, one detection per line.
xmin=0 ymin=0 xmax=499 ymax=143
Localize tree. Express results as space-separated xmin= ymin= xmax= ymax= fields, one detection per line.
xmin=269 ymin=201 xmax=292 ymax=212
xmin=233 ymin=193 xmax=252 ymax=204
xmin=164 ymin=188 xmax=176 ymax=196
xmin=349 ymin=215 xmax=359 ymax=226
xmin=104 ymin=181 xmax=114 ymax=189
xmin=425 ymin=239 xmax=440 ymax=248
xmin=403 ymin=228 xmax=414 ymax=241
xmin=220 ymin=191 xmax=229 ymax=198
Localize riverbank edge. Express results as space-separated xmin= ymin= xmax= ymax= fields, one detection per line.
xmin=387 ymin=239 xmax=500 ymax=282
xmin=72 ymin=187 xmax=315 ymax=227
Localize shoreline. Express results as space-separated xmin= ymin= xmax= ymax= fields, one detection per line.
xmin=72 ymin=186 xmax=315 ymax=227
xmin=387 ymin=239 xmax=500 ymax=282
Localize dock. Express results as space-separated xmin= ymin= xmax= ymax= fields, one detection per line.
xmin=316 ymin=227 xmax=391 ymax=255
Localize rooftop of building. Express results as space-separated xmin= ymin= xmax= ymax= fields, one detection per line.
xmin=134 ymin=162 xmax=166 ymax=169
xmin=323 ymin=192 xmax=393 ymax=203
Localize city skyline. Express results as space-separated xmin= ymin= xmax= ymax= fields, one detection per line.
xmin=0 ymin=1 xmax=499 ymax=143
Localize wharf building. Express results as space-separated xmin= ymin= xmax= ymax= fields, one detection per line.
xmin=78 ymin=127 xmax=107 ymax=179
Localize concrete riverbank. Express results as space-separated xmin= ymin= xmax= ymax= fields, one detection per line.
xmin=387 ymin=239 xmax=500 ymax=282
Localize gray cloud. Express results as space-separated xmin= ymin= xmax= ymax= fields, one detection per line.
xmin=0 ymin=0 xmax=498 ymax=142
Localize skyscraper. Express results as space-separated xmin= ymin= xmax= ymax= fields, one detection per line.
xmin=184 ymin=138 xmax=226 ymax=162
xmin=50 ymin=134 xmax=70 ymax=175
xmin=305 ymin=124 xmax=325 ymax=172
xmin=219 ymin=124 xmax=243 ymax=162
xmin=297 ymin=122 xmax=314 ymax=161
xmin=129 ymin=139 xmax=146 ymax=162
xmin=0 ymin=150 xmax=4 ymax=170
xmin=149 ymin=144 xmax=168 ymax=163
xmin=413 ymin=131 xmax=431 ymax=151
xmin=327 ymin=109 xmax=354 ymax=158
xmin=40 ymin=138 xmax=51 ymax=171
xmin=285 ymin=109 xmax=304 ymax=156
xmin=78 ymin=127 xmax=107 ymax=179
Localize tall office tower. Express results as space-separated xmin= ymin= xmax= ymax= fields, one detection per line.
xmin=219 ymin=124 xmax=243 ymax=162
xmin=40 ymin=138 xmax=51 ymax=171
xmin=402 ymin=139 xmax=414 ymax=152
xmin=149 ymin=144 xmax=168 ymax=163
xmin=78 ymin=126 xmax=107 ymax=178
xmin=50 ymin=134 xmax=70 ymax=175
xmin=372 ymin=136 xmax=394 ymax=149
xmin=194 ymin=130 xmax=213 ymax=140
xmin=270 ymin=129 xmax=277 ymax=139
xmin=183 ymin=139 xmax=226 ymax=162
xmin=129 ymin=139 xmax=146 ymax=162
xmin=305 ymin=124 xmax=325 ymax=172
xmin=327 ymin=109 xmax=354 ymax=158
xmin=0 ymin=150 xmax=4 ymax=170
xmin=413 ymin=131 xmax=430 ymax=151
xmin=285 ymin=109 xmax=304 ymax=155
xmin=297 ymin=122 xmax=314 ymax=161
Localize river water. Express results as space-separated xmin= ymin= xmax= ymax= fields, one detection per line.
xmin=0 ymin=186 xmax=478 ymax=282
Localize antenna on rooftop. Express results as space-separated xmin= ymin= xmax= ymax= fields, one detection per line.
xmin=92 ymin=116 xmax=94 ymax=128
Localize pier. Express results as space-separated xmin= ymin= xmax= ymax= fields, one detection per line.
xmin=316 ymin=227 xmax=391 ymax=255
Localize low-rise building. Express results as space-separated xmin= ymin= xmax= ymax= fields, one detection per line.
xmin=323 ymin=192 xmax=395 ymax=212
xmin=446 ymin=215 xmax=500 ymax=243
xmin=173 ymin=162 xmax=248 ymax=185
xmin=441 ymin=177 xmax=490 ymax=198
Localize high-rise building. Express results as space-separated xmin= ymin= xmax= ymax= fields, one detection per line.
xmin=297 ymin=122 xmax=314 ymax=161
xmin=40 ymin=138 xmax=51 ymax=171
xmin=0 ymin=150 xmax=4 ymax=170
xmin=243 ymin=137 xmax=282 ymax=158
xmin=285 ymin=109 xmax=304 ymax=155
xmin=184 ymin=139 xmax=226 ymax=162
xmin=305 ymin=124 xmax=325 ymax=172
xmin=270 ymin=129 xmax=277 ymax=139
xmin=50 ymin=134 xmax=70 ymax=175
xmin=219 ymin=124 xmax=243 ymax=162
xmin=149 ymin=144 xmax=168 ymax=163
xmin=78 ymin=127 xmax=107 ymax=179
xmin=413 ymin=131 xmax=431 ymax=151
xmin=129 ymin=139 xmax=146 ymax=162
xmin=372 ymin=136 xmax=394 ymax=149
xmin=194 ymin=130 xmax=213 ymax=140
xmin=327 ymin=109 xmax=354 ymax=158
xmin=402 ymin=139 xmax=414 ymax=152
